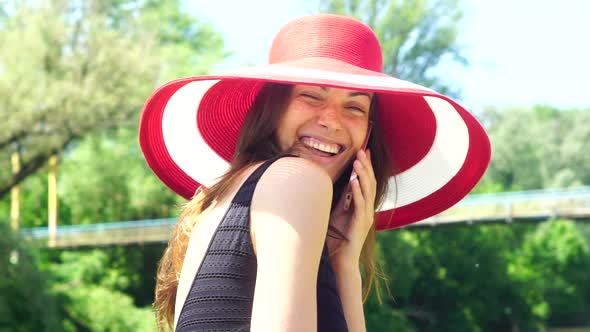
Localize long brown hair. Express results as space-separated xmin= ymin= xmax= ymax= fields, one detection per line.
xmin=154 ymin=83 xmax=392 ymax=330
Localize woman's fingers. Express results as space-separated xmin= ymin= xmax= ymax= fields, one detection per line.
xmin=354 ymin=152 xmax=376 ymax=200
xmin=362 ymin=150 xmax=376 ymax=188
xmin=350 ymin=177 xmax=365 ymax=216
xmin=365 ymin=148 xmax=373 ymax=170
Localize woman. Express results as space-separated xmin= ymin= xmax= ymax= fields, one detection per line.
xmin=139 ymin=14 xmax=491 ymax=331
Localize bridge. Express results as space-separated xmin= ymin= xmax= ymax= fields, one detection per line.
xmin=20 ymin=186 xmax=590 ymax=248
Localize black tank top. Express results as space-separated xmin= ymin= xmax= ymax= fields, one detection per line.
xmin=176 ymin=156 xmax=349 ymax=331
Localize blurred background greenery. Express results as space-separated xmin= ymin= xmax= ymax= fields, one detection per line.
xmin=1 ymin=0 xmax=589 ymax=331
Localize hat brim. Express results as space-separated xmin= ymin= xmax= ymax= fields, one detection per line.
xmin=139 ymin=60 xmax=491 ymax=230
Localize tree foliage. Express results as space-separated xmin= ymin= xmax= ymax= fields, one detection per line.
xmin=0 ymin=223 xmax=61 ymax=331
xmin=512 ymin=220 xmax=590 ymax=326
xmin=364 ymin=221 xmax=590 ymax=331
xmin=59 ymin=128 xmax=182 ymax=225
xmin=1 ymin=0 xmax=225 ymax=330
xmin=47 ymin=249 xmax=158 ymax=331
xmin=0 ymin=0 xmax=226 ymax=199
xmin=478 ymin=105 xmax=590 ymax=191
xmin=372 ymin=226 xmax=545 ymax=331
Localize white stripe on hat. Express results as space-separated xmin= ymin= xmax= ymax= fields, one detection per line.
xmin=162 ymin=80 xmax=230 ymax=188
xmin=379 ymin=96 xmax=469 ymax=210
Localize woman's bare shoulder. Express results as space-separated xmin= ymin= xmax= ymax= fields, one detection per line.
xmin=249 ymin=157 xmax=333 ymax=327
xmin=267 ymin=156 xmax=330 ymax=180
xmin=253 ymin=156 xmax=333 ymax=210
xmin=250 ymin=156 xmax=333 ymax=253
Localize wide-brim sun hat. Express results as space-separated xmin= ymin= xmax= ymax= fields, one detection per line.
xmin=139 ymin=13 xmax=491 ymax=231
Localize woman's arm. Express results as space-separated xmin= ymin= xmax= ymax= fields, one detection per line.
xmin=329 ymin=149 xmax=377 ymax=332
xmin=333 ymin=261 xmax=366 ymax=332
xmin=249 ymin=157 xmax=333 ymax=332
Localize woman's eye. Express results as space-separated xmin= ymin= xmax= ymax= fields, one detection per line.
xmin=301 ymin=93 xmax=320 ymax=100
xmin=347 ymin=106 xmax=366 ymax=114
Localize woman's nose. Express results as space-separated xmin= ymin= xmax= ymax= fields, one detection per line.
xmin=317 ymin=105 xmax=343 ymax=131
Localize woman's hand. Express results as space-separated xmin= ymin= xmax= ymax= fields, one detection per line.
xmin=327 ymin=149 xmax=377 ymax=268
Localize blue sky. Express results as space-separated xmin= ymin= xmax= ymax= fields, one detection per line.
xmin=182 ymin=0 xmax=590 ymax=111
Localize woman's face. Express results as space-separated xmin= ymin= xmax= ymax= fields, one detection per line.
xmin=276 ymin=84 xmax=373 ymax=181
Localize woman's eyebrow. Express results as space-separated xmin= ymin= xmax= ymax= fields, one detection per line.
xmin=318 ymin=86 xmax=371 ymax=100
xmin=348 ymin=91 xmax=372 ymax=100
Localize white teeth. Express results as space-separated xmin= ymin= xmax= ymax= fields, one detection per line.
xmin=300 ymin=137 xmax=340 ymax=154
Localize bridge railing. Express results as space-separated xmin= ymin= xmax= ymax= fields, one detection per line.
xmin=21 ymin=218 xmax=176 ymax=248
xmin=414 ymin=186 xmax=590 ymax=227
xmin=20 ymin=186 xmax=590 ymax=247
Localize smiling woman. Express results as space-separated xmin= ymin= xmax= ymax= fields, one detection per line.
xmin=276 ymin=85 xmax=373 ymax=181
xmin=138 ymin=13 xmax=491 ymax=332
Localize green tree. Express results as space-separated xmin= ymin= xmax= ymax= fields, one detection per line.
xmin=0 ymin=170 xmax=72 ymax=228
xmin=389 ymin=226 xmax=547 ymax=331
xmin=480 ymin=105 xmax=590 ymax=191
xmin=552 ymin=109 xmax=590 ymax=187
xmin=1 ymin=1 xmax=226 ymax=330
xmin=59 ymin=128 xmax=182 ymax=225
xmin=319 ymin=0 xmax=466 ymax=96
xmin=0 ymin=0 xmax=226 ymax=199
xmin=365 ymin=220 xmax=590 ymax=331
xmin=483 ymin=106 xmax=547 ymax=190
xmin=48 ymin=249 xmax=158 ymax=331
xmin=512 ymin=220 xmax=590 ymax=326
xmin=364 ymin=231 xmax=419 ymax=331
xmin=0 ymin=223 xmax=61 ymax=331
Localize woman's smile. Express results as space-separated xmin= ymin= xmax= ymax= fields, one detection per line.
xmin=299 ymin=136 xmax=342 ymax=156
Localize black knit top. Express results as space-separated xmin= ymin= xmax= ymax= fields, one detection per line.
xmin=176 ymin=156 xmax=349 ymax=332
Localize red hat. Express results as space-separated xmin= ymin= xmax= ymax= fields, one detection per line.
xmin=139 ymin=14 xmax=491 ymax=231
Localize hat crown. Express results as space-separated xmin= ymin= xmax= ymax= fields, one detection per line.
xmin=269 ymin=14 xmax=383 ymax=72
